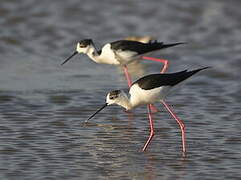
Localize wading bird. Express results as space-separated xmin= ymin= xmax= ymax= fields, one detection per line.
xmin=61 ymin=39 xmax=184 ymax=87
xmin=86 ymin=67 xmax=209 ymax=153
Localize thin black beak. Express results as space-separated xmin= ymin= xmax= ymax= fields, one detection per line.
xmin=86 ymin=103 xmax=108 ymax=122
xmin=61 ymin=51 xmax=78 ymax=65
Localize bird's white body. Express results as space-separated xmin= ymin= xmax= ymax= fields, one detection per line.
xmin=82 ymin=43 xmax=139 ymax=65
xmin=129 ymin=84 xmax=170 ymax=108
xmin=97 ymin=44 xmax=119 ymax=64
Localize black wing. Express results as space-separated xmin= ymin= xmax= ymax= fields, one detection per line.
xmin=133 ymin=67 xmax=209 ymax=90
xmin=110 ymin=40 xmax=184 ymax=55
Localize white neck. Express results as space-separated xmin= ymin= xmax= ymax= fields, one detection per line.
xmin=116 ymin=93 xmax=133 ymax=111
xmin=85 ymin=45 xmax=102 ymax=63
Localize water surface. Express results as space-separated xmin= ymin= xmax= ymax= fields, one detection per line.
xmin=0 ymin=0 xmax=240 ymax=179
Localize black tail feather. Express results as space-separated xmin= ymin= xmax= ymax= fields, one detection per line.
xmin=169 ymin=66 xmax=210 ymax=86
xmin=187 ymin=66 xmax=210 ymax=75
xmin=135 ymin=67 xmax=210 ymax=90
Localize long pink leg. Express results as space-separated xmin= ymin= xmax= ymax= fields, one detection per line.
xmin=142 ymin=104 xmax=155 ymax=151
xmin=143 ymin=56 xmax=186 ymax=153
xmin=142 ymin=56 xmax=169 ymax=112
xmin=142 ymin=56 xmax=169 ymax=73
xmin=122 ymin=65 xmax=132 ymax=88
xmin=161 ymin=100 xmax=186 ymax=153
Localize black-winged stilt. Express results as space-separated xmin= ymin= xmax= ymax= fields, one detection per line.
xmin=86 ymin=67 xmax=209 ymax=153
xmin=61 ymin=39 xmax=185 ymax=87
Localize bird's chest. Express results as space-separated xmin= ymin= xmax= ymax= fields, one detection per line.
xmin=101 ymin=44 xmax=139 ymax=65
xmin=99 ymin=44 xmax=120 ymax=65
xmin=130 ymin=85 xmax=163 ymax=107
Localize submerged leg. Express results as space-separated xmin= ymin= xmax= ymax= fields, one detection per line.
xmin=142 ymin=104 xmax=155 ymax=151
xmin=161 ymin=100 xmax=186 ymax=153
xmin=122 ymin=65 xmax=132 ymax=88
xmin=149 ymin=104 xmax=158 ymax=113
xmin=142 ymin=56 xmax=169 ymax=73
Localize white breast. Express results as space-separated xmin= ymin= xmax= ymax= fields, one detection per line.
xmin=98 ymin=44 xmax=120 ymax=65
xmin=129 ymin=84 xmax=171 ymax=107
xmin=100 ymin=44 xmax=140 ymax=65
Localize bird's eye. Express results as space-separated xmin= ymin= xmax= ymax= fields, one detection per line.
xmin=109 ymin=96 xmax=114 ymax=100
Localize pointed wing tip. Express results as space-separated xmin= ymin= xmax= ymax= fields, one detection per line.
xmin=198 ymin=66 xmax=211 ymax=71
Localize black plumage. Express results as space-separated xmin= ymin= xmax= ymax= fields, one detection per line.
xmin=110 ymin=40 xmax=184 ymax=55
xmin=133 ymin=67 xmax=209 ymax=90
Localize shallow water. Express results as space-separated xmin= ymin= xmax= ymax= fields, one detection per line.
xmin=0 ymin=0 xmax=241 ymax=179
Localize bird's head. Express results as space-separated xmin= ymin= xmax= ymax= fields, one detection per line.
xmin=61 ymin=39 xmax=93 ymax=65
xmin=106 ymin=90 xmax=124 ymax=105
xmin=76 ymin=39 xmax=94 ymax=54
xmin=86 ymin=90 xmax=128 ymax=122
